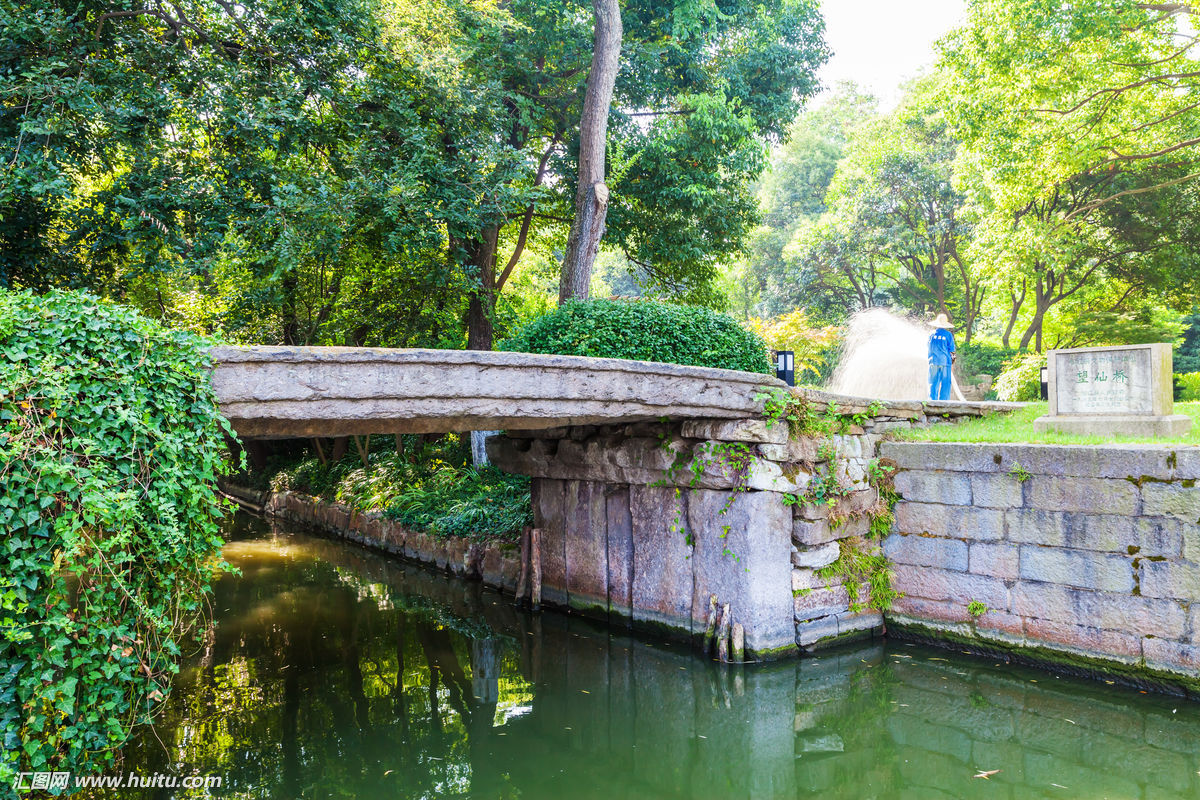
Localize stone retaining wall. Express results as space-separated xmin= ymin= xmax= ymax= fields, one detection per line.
xmin=488 ymin=394 xmax=1015 ymax=658
xmin=882 ymin=441 xmax=1200 ymax=690
xmin=219 ymin=483 xmax=523 ymax=592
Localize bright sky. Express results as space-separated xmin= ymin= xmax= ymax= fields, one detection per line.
xmin=816 ymin=0 xmax=967 ymax=108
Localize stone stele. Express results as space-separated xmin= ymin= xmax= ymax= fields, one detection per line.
xmin=1034 ymin=343 xmax=1191 ymax=437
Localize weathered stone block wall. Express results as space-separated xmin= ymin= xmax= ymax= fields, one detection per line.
xmin=882 ymin=441 xmax=1200 ymax=687
xmin=488 ymin=394 xmax=1013 ymax=658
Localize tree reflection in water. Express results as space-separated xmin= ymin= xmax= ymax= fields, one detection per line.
xmin=119 ymin=515 xmax=1200 ymax=800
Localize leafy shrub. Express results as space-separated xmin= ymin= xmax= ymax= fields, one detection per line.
xmin=745 ymin=309 xmax=842 ymax=382
xmin=270 ymin=440 xmax=531 ymax=542
xmin=956 ymin=341 xmax=1019 ymax=379
xmin=1176 ymin=372 xmax=1200 ymax=401
xmin=0 ymin=290 xmax=234 ymax=783
xmin=501 ymin=298 xmax=773 ymax=374
xmin=385 ymin=464 xmax=532 ymax=540
xmin=993 ymin=351 xmax=1046 ymax=401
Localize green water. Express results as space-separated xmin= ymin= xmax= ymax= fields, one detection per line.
xmin=120 ymin=515 xmax=1200 ymax=799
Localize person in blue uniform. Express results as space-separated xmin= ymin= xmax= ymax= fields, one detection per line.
xmin=928 ymin=313 xmax=956 ymax=401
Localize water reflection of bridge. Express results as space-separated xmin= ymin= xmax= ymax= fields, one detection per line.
xmin=132 ymin=522 xmax=1200 ymax=800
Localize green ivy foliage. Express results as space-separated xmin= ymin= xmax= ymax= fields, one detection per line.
xmin=501 ymin=299 xmax=773 ymax=374
xmin=0 ymin=290 xmax=234 ymax=783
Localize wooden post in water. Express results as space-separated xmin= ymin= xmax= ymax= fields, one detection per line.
xmin=702 ymin=594 xmax=719 ymax=655
xmin=530 ymin=528 xmax=542 ymax=611
xmin=515 ymin=528 xmax=531 ymax=604
xmin=716 ymin=603 xmax=731 ymax=662
xmin=731 ymin=622 xmax=745 ymax=663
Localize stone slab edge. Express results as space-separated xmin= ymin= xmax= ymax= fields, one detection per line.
xmin=887 ymin=617 xmax=1200 ymax=699
xmin=881 ymin=440 xmax=1200 ymax=480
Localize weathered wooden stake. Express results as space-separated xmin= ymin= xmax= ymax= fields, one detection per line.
xmin=731 ymin=622 xmax=745 ymax=663
xmin=702 ymin=594 xmax=719 ymax=654
xmin=716 ymin=603 xmax=731 ymax=662
xmin=515 ymin=528 xmax=531 ymax=604
xmin=530 ymin=527 xmax=543 ymax=611
xmin=312 ymin=437 xmax=327 ymax=466
xmin=395 ymin=431 xmax=405 ymax=457
xmin=353 ymin=435 xmax=370 ymax=468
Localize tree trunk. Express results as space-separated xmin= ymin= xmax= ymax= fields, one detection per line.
xmin=466 ymin=226 xmax=500 ymax=351
xmin=558 ymin=0 xmax=622 ymax=303
xmin=281 ymin=268 xmax=300 ymax=345
xmin=1002 ymin=279 xmax=1026 ymax=350
xmin=1018 ymin=276 xmax=1050 ymax=352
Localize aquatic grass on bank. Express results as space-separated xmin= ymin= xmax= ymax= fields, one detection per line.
xmin=901 ymin=402 xmax=1200 ymax=446
xmin=270 ymin=450 xmax=531 ymax=543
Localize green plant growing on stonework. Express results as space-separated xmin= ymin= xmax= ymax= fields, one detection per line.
xmin=656 ymin=439 xmax=756 ymax=553
xmin=0 ymin=290 xmax=236 ymax=784
xmin=967 ymin=600 xmax=989 ymax=618
xmin=1008 ymin=461 xmax=1033 ymax=482
xmin=756 ymin=386 xmax=821 ymax=436
xmin=865 ymin=459 xmax=899 ymax=539
xmin=817 ymin=537 xmax=899 ymax=613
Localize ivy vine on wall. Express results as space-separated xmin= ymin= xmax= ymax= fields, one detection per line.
xmin=0 ymin=290 xmax=236 ymax=782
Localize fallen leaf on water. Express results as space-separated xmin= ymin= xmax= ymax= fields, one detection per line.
xmin=973 ymin=770 xmax=1000 ymax=780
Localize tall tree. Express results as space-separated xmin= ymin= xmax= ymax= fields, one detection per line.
xmin=941 ymin=0 xmax=1200 ymax=349
xmin=748 ymin=82 xmax=877 ymax=316
xmin=942 ymin=0 xmax=1200 ymax=219
xmin=457 ymin=0 xmax=828 ymax=348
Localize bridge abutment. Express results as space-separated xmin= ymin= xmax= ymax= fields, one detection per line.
xmin=489 ymin=400 xmax=956 ymax=658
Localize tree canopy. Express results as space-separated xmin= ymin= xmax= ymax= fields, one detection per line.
xmin=744 ymin=1 xmax=1200 ymax=365
xmin=2 ymin=0 xmax=829 ymax=349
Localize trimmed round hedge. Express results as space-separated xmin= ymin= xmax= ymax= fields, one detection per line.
xmin=502 ymin=299 xmax=773 ymax=374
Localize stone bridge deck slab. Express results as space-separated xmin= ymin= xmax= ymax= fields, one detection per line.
xmin=211 ymin=345 xmax=785 ymax=438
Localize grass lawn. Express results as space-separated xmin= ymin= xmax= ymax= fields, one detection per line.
xmin=900 ymin=401 xmax=1200 ymax=446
